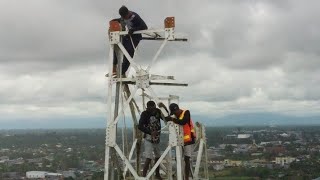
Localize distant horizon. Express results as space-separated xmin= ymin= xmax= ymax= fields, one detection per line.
xmin=1 ymin=123 xmax=320 ymax=131
xmin=1 ymin=125 xmax=320 ymax=130
xmin=1 ymin=111 xmax=319 ymax=129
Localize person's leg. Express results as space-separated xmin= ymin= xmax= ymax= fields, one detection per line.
xmin=121 ymin=38 xmax=140 ymax=75
xmin=106 ymin=51 xmax=117 ymax=77
xmin=183 ymin=145 xmax=193 ymax=180
xmin=184 ymin=156 xmax=190 ymax=180
xmin=143 ymin=140 xmax=153 ymax=177
xmin=112 ymin=51 xmax=118 ymax=75
xmin=143 ymin=158 xmax=152 ymax=177
xmin=153 ymin=144 xmax=162 ymax=179
xmin=113 ymin=50 xmax=118 ymax=66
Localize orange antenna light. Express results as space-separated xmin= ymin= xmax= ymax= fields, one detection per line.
xmin=164 ymin=17 xmax=175 ymax=28
xmin=109 ymin=20 xmax=121 ymax=32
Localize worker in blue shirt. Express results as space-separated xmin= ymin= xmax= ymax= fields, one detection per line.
xmin=110 ymin=6 xmax=148 ymax=77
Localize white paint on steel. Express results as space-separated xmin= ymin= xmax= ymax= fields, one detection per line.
xmin=105 ymin=19 xmax=208 ymax=180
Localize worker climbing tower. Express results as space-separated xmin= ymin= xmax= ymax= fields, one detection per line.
xmin=105 ymin=17 xmax=209 ymax=180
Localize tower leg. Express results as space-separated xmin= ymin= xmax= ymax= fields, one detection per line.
xmin=176 ymin=146 xmax=183 ymax=180
xmin=104 ymin=146 xmax=110 ymax=180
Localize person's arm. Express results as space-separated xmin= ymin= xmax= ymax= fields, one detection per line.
xmin=172 ymin=110 xmax=190 ymax=125
xmin=138 ymin=112 xmax=151 ymax=135
xmin=157 ymin=109 xmax=165 ymax=121
xmin=131 ymin=14 xmax=148 ymax=31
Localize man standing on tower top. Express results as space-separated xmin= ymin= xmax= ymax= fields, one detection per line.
xmin=110 ymin=5 xmax=148 ymax=77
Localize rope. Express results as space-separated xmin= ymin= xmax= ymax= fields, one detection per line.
xmin=119 ymin=57 xmax=129 ymax=156
xmin=120 ymin=84 xmax=129 ymax=157
xmin=120 ymin=83 xmax=125 ymax=154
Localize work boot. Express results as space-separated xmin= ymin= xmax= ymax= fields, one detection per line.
xmin=185 ymin=156 xmax=191 ymax=180
xmin=111 ymin=65 xmax=117 ymax=78
xmin=105 ymin=65 xmax=117 ymax=78
xmin=155 ymin=174 xmax=163 ymax=180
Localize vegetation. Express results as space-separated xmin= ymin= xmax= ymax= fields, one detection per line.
xmin=1 ymin=126 xmax=320 ymax=179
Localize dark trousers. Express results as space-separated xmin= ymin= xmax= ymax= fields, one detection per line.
xmin=113 ymin=36 xmax=140 ymax=75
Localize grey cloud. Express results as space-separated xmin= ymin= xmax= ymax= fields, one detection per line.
xmin=0 ymin=0 xmax=108 ymax=73
xmin=2 ymin=0 xmax=320 ymax=73
xmin=1 ymin=0 xmax=320 ymax=123
xmin=180 ymin=0 xmax=320 ymax=70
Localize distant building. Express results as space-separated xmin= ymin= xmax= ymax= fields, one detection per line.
xmin=212 ymin=164 xmax=224 ymax=171
xmin=233 ymin=144 xmax=250 ymax=154
xmin=283 ymin=141 xmax=291 ymax=145
xmin=226 ymin=134 xmax=237 ymax=139
xmin=260 ymin=142 xmax=271 ymax=146
xmin=280 ymin=133 xmax=290 ymax=137
xmin=2 ymin=172 xmax=23 ymax=179
xmin=251 ymin=153 xmax=263 ymax=156
xmin=27 ymin=158 xmax=42 ymax=163
xmin=26 ymin=171 xmax=63 ymax=179
xmin=237 ymin=134 xmax=251 ymax=139
xmin=26 ymin=171 xmax=48 ymax=178
xmin=0 ymin=156 xmax=9 ymax=163
xmin=56 ymin=143 xmax=62 ymax=148
xmin=270 ymin=141 xmax=282 ymax=145
xmin=0 ymin=148 xmax=10 ymax=153
xmin=224 ymin=159 xmax=242 ymax=167
xmin=6 ymin=158 xmax=24 ymax=166
xmin=46 ymin=173 xmax=63 ymax=179
xmin=275 ymin=157 xmax=296 ymax=166
xmin=61 ymin=171 xmax=76 ymax=179
xmin=264 ymin=146 xmax=286 ymax=155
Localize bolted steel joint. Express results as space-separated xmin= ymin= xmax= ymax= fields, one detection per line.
xmin=135 ymin=69 xmax=150 ymax=88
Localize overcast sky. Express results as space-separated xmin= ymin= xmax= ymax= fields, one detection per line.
xmin=1 ymin=0 xmax=319 ymax=128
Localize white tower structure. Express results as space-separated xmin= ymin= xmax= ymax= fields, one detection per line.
xmin=105 ymin=17 xmax=208 ymax=180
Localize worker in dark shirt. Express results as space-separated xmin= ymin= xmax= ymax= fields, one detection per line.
xmin=110 ymin=6 xmax=148 ymax=77
xmin=138 ymin=101 xmax=163 ymax=179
